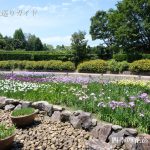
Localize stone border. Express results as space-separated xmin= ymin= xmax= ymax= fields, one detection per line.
xmin=1 ymin=71 xmax=150 ymax=81
xmin=0 ymin=97 xmax=150 ymax=150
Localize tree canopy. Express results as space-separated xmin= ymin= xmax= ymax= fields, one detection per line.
xmin=90 ymin=0 xmax=150 ymax=53
xmin=26 ymin=34 xmax=43 ymax=51
xmin=71 ymin=31 xmax=88 ymax=62
xmin=0 ymin=29 xmax=45 ymax=51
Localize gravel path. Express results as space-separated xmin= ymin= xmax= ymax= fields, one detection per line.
xmin=0 ymin=110 xmax=91 ymax=150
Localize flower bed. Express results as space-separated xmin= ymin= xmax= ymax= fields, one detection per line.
xmin=0 ymin=74 xmax=150 ymax=134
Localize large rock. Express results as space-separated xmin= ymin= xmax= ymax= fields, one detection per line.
xmin=5 ymin=104 xmax=15 ymax=111
xmin=124 ymin=136 xmax=137 ymax=150
xmin=137 ymin=134 xmax=150 ymax=150
xmin=70 ymin=115 xmax=82 ymax=129
xmin=125 ymin=128 xmax=138 ymax=136
xmin=73 ymin=110 xmax=85 ymax=116
xmin=91 ymin=119 xmax=97 ymax=127
xmin=112 ymin=125 xmax=122 ymax=132
xmin=51 ymin=111 xmax=61 ymax=122
xmin=53 ymin=105 xmax=64 ymax=111
xmin=108 ymin=128 xmax=137 ymax=149
xmin=5 ymin=98 xmax=20 ymax=105
xmin=0 ymin=97 xmax=6 ymax=108
xmin=14 ymin=104 xmax=22 ymax=110
xmin=91 ymin=123 xmax=112 ymax=142
xmin=108 ymin=131 xmax=124 ymax=148
xmin=61 ymin=110 xmax=72 ymax=122
xmin=32 ymin=101 xmax=53 ymax=116
xmin=86 ymin=138 xmax=112 ymax=150
xmin=20 ymin=101 xmax=31 ymax=108
xmin=109 ymin=128 xmax=137 ymax=141
xmin=70 ymin=111 xmax=93 ymax=130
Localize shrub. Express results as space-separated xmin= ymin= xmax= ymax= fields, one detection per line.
xmin=118 ymin=61 xmax=129 ymax=72
xmin=11 ymin=108 xmax=35 ymax=117
xmin=0 ymin=53 xmax=32 ymax=61
xmin=60 ymin=61 xmax=76 ymax=71
xmin=25 ymin=61 xmax=45 ymax=70
xmin=78 ymin=60 xmax=107 ymax=73
xmin=0 ymin=124 xmax=15 ymax=140
xmin=44 ymin=60 xmax=75 ymax=71
xmin=0 ymin=61 xmax=13 ymax=69
xmin=113 ymin=53 xmax=142 ymax=62
xmin=107 ymin=59 xmax=119 ymax=73
xmin=17 ymin=61 xmax=27 ymax=70
xmin=86 ymin=54 xmax=99 ymax=60
xmin=0 ymin=51 xmax=75 ymax=62
xmin=44 ymin=60 xmax=63 ymax=71
xmin=107 ymin=60 xmax=129 ymax=73
xmin=0 ymin=60 xmax=75 ymax=71
xmin=129 ymin=59 xmax=150 ymax=73
xmin=142 ymin=54 xmax=150 ymax=59
xmin=113 ymin=54 xmax=127 ymax=62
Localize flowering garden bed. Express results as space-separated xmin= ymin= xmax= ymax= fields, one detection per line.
xmin=0 ymin=72 xmax=150 ymax=134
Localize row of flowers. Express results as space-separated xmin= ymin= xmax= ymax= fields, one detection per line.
xmin=97 ymin=93 xmax=150 ymax=109
xmin=1 ymin=72 xmax=150 ymax=86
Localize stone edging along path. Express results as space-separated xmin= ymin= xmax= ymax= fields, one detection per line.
xmin=1 ymin=71 xmax=150 ymax=81
xmin=0 ymin=97 xmax=150 ymax=150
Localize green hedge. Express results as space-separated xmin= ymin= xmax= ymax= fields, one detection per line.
xmin=113 ymin=53 xmax=142 ymax=62
xmin=107 ymin=60 xmax=129 ymax=73
xmin=78 ymin=60 xmax=108 ymax=73
xmin=129 ymin=59 xmax=150 ymax=73
xmin=78 ymin=59 xmax=129 ymax=73
xmin=142 ymin=54 xmax=150 ymax=59
xmin=0 ymin=53 xmax=32 ymax=60
xmin=33 ymin=54 xmax=74 ymax=61
xmin=1 ymin=59 xmax=150 ymax=73
xmin=0 ymin=61 xmax=75 ymax=71
xmin=0 ymin=51 xmax=75 ymax=61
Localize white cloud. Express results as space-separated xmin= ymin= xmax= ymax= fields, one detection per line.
xmin=18 ymin=5 xmax=48 ymax=11
xmin=17 ymin=3 xmax=73 ymax=15
xmin=18 ymin=4 xmax=61 ymax=13
xmin=62 ymin=3 xmax=71 ymax=6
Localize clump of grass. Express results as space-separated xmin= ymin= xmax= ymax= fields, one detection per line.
xmin=11 ymin=107 xmax=35 ymax=117
xmin=0 ymin=124 xmax=15 ymax=140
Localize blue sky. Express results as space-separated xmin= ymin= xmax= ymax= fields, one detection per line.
xmin=0 ymin=0 xmax=120 ymax=47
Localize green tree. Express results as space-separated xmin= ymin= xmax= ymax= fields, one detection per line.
xmin=55 ymin=45 xmax=65 ymax=51
xmin=90 ymin=11 xmax=114 ymax=47
xmin=90 ymin=0 xmax=150 ymax=53
xmin=71 ymin=31 xmax=87 ymax=62
xmin=26 ymin=34 xmax=43 ymax=51
xmin=0 ymin=33 xmax=3 ymax=38
xmin=3 ymin=36 xmax=14 ymax=51
xmin=13 ymin=28 xmax=26 ymax=49
xmin=43 ymin=44 xmax=52 ymax=51
xmin=46 ymin=44 xmax=54 ymax=51
xmin=0 ymin=33 xmax=6 ymax=49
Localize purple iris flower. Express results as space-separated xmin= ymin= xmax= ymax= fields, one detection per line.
xmin=144 ymin=98 xmax=150 ymax=104
xmin=139 ymin=93 xmax=148 ymax=99
xmin=128 ymin=102 xmax=135 ymax=108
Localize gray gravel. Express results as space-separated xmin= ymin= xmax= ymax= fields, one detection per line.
xmin=0 ymin=110 xmax=92 ymax=150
